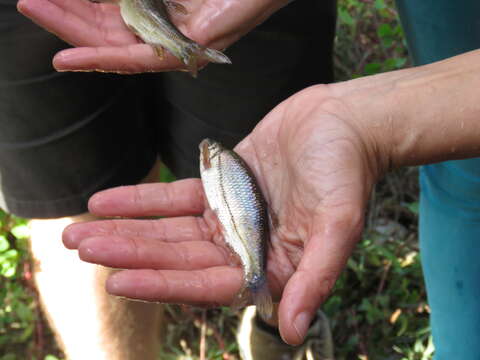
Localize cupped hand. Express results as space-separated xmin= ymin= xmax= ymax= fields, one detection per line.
xmin=17 ymin=0 xmax=289 ymax=73
xmin=62 ymin=83 xmax=387 ymax=345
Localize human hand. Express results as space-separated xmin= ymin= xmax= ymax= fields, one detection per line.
xmin=17 ymin=0 xmax=290 ymax=73
xmin=61 ymin=47 xmax=480 ymax=346
xmin=62 ymin=82 xmax=387 ymax=345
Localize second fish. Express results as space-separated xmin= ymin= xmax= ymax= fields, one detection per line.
xmin=91 ymin=0 xmax=231 ymax=77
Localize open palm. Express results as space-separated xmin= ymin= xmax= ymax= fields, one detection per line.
xmin=17 ymin=0 xmax=289 ymax=72
xmin=63 ymin=85 xmax=381 ymax=345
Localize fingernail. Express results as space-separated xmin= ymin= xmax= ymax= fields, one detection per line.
xmin=293 ymin=311 xmax=311 ymax=343
xmin=62 ymin=223 xmax=84 ymax=249
xmin=52 ymin=52 xmax=71 ymax=68
xmin=87 ymin=193 xmax=105 ymax=213
xmin=87 ymin=192 xmax=100 ymax=206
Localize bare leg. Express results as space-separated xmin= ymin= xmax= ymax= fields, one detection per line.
xmin=29 ymin=161 xmax=163 ymax=360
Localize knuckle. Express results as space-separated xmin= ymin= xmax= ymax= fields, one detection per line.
xmin=195 ymin=217 xmax=212 ymax=242
xmin=127 ymin=237 xmax=142 ymax=264
xmin=132 ymin=185 xmax=146 ymax=213
xmin=152 ymin=219 xmax=168 ymax=240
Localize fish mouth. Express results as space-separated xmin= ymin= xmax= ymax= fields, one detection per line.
xmin=200 ymin=138 xmax=222 ymax=170
xmin=199 ymin=138 xmax=224 ymax=154
xmin=199 ymin=138 xmax=215 ymax=150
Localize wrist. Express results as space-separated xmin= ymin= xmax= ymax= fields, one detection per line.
xmin=328 ymin=72 xmax=407 ymax=180
xmin=335 ymin=49 xmax=480 ymax=173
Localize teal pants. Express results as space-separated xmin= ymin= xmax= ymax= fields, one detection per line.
xmin=396 ymin=2 xmax=480 ymax=359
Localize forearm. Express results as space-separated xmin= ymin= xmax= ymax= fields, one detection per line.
xmin=340 ymin=49 xmax=480 ymax=170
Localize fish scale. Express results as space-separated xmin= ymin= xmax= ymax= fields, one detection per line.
xmin=199 ymin=139 xmax=273 ymax=320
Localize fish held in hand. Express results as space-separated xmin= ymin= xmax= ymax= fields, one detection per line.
xmin=90 ymin=0 xmax=231 ymax=77
xmin=199 ymin=139 xmax=273 ymax=321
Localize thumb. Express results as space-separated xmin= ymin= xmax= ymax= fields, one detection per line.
xmin=277 ymin=205 xmax=364 ymax=345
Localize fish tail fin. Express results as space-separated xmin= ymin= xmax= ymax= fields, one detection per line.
xmin=182 ymin=44 xmax=231 ymax=77
xmin=251 ymin=277 xmax=273 ymax=322
xmin=200 ymin=47 xmax=232 ymax=64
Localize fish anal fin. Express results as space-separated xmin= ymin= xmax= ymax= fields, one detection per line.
xmin=231 ymin=286 xmax=251 ymax=312
xmin=231 ymin=280 xmax=273 ymax=322
xmin=163 ymin=0 xmax=188 ymax=15
xmin=185 ymin=54 xmax=198 ymax=77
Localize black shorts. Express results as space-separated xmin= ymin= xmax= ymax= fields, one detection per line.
xmin=0 ymin=0 xmax=336 ymax=218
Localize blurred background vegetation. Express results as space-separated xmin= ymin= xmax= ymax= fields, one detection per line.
xmin=1 ymin=0 xmax=432 ymax=359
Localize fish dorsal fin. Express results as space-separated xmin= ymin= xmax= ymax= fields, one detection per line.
xmin=163 ymin=0 xmax=188 ymax=15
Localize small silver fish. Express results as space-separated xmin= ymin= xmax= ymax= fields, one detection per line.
xmin=199 ymin=139 xmax=273 ymax=320
xmin=90 ymin=0 xmax=231 ymax=77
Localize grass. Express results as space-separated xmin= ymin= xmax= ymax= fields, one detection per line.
xmin=0 ymin=1 xmax=431 ymax=359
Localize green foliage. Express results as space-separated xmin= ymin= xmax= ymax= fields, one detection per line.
xmin=323 ymin=167 xmax=429 ymax=359
xmin=332 ymin=3 xmax=428 ymax=355
xmin=160 ymin=164 xmax=177 ymax=183
xmin=158 ymin=306 xmax=239 ymax=360
xmin=44 ymin=355 xmax=60 ymax=360
xmin=324 ymin=233 xmax=430 ymax=359
xmin=335 ymin=0 xmax=410 ymax=80
xmin=0 ymin=211 xmax=34 ymax=359
xmin=0 ymin=210 xmax=61 ymax=360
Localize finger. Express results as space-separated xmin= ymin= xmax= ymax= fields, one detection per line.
xmin=278 ymin=206 xmax=364 ymax=345
xmin=53 ymin=44 xmax=183 ymax=73
xmin=63 ymin=217 xmax=212 ymax=249
xmin=33 ymin=0 xmax=97 ymax=24
xmin=88 ymin=179 xmax=206 ymax=217
xmin=78 ymin=236 xmax=228 ymax=270
xmin=18 ymin=0 xmax=101 ymax=46
xmin=106 ymin=267 xmax=243 ymax=305
xmin=47 ymin=0 xmax=120 ymax=28
xmin=18 ymin=0 xmax=134 ymax=47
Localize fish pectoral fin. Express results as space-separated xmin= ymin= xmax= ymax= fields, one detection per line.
xmin=267 ymin=208 xmax=279 ymax=245
xmin=269 ymin=209 xmax=279 ymax=230
xmin=153 ymin=45 xmax=165 ymax=59
xmin=89 ymin=0 xmax=118 ymax=3
xmin=163 ymin=0 xmax=188 ymax=15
